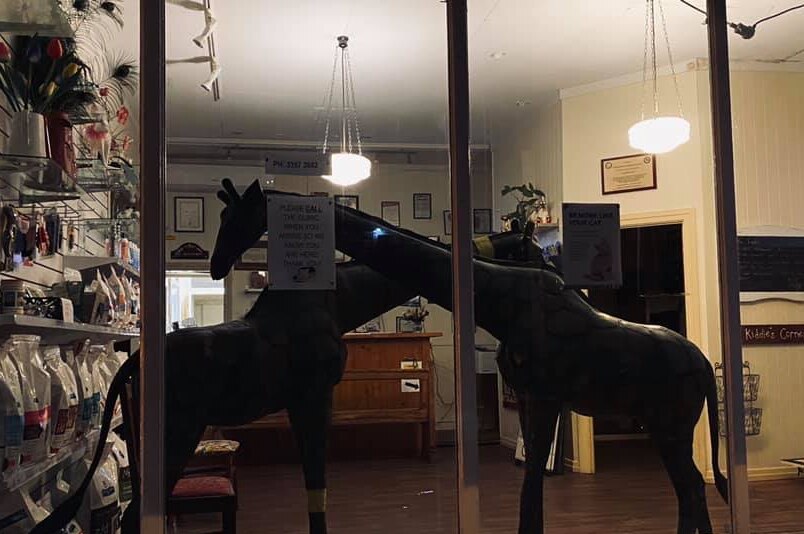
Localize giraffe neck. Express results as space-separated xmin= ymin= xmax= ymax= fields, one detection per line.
xmin=334 ymin=262 xmax=415 ymax=334
xmin=333 ymin=205 xmax=546 ymax=340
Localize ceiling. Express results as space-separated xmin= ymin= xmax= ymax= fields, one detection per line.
xmin=164 ymin=0 xmax=804 ymax=147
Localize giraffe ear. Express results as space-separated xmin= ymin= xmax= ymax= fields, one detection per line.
xmin=242 ymin=179 xmax=264 ymax=205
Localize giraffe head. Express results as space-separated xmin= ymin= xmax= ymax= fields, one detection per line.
xmin=210 ymin=178 xmax=267 ymax=280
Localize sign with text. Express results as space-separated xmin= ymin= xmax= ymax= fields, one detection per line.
xmin=266 ymin=195 xmax=336 ymax=290
xmin=265 ymin=151 xmax=330 ymax=176
xmin=742 ymin=324 xmax=804 ymax=346
xmin=562 ymin=203 xmax=622 ymax=288
xmin=601 ymin=154 xmax=657 ymax=195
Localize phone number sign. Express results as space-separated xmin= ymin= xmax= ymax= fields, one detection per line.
xmin=265 ymin=151 xmax=330 ymax=176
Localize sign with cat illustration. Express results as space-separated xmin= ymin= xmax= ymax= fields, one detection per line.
xmin=561 ymin=203 xmax=622 ymax=288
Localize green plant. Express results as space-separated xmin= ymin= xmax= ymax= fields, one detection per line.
xmin=500 ymin=182 xmax=546 ymax=229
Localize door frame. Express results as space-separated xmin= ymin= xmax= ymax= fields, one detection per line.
xmin=574 ymin=208 xmax=708 ymax=475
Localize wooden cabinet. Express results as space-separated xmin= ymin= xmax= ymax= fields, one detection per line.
xmin=231 ymin=332 xmax=441 ymax=460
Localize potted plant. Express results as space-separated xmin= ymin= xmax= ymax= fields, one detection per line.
xmin=500 ymin=182 xmax=551 ymax=231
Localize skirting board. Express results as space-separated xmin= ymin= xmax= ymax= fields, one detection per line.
xmin=500 ymin=435 xmax=518 ymax=450
xmin=705 ymin=466 xmax=800 ymax=483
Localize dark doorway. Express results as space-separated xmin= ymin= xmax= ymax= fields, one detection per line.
xmin=587 ymin=223 xmax=686 ymax=444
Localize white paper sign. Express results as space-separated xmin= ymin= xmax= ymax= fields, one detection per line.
xmin=265 ymin=151 xmax=331 ymax=176
xmin=265 ymin=195 xmax=336 ymax=290
xmin=561 ymin=203 xmax=622 ymax=288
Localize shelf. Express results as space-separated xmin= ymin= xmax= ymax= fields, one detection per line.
xmin=0 ymin=315 xmax=138 ymax=345
xmin=0 ymin=415 xmax=123 ymax=495
xmin=534 ymin=223 xmax=559 ymax=231
xmin=63 ymin=255 xmax=140 ymax=279
xmin=75 ymin=159 xmax=138 ymax=193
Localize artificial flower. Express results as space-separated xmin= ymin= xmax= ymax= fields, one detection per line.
xmin=0 ymin=42 xmax=10 ymax=62
xmin=99 ymin=87 xmax=109 ymax=97
xmin=116 ymin=106 xmax=130 ymax=125
xmin=83 ymin=122 xmax=111 ymax=142
xmin=62 ymin=63 xmax=80 ymax=78
xmin=46 ymin=39 xmax=64 ymax=60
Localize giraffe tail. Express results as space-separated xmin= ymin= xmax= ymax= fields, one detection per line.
xmin=30 ymin=352 xmax=139 ymax=534
xmin=706 ymin=360 xmax=729 ymax=503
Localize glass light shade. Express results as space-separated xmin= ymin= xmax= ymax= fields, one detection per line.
xmin=321 ymin=152 xmax=372 ymax=186
xmin=628 ymin=116 xmax=691 ymax=154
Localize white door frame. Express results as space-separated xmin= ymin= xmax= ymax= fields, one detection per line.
xmin=574 ymin=208 xmax=708 ymax=474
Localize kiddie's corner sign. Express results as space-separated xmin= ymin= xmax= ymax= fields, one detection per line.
xmin=742 ymin=324 xmax=804 ymax=346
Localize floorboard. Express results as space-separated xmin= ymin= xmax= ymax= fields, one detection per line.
xmin=175 ymin=441 xmax=804 ymax=533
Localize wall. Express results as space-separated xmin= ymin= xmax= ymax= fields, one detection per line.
xmin=490 ymin=99 xmax=564 ymax=447
xmin=727 ymin=69 xmax=804 ymax=475
xmin=166 ymin=155 xmax=494 ymax=432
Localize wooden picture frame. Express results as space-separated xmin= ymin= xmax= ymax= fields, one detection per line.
xmin=413 ymin=193 xmax=432 ymax=220
xmin=443 ymin=210 xmax=452 ymax=235
xmin=381 ymin=201 xmax=401 ymax=226
xmin=335 ymin=194 xmax=359 ymax=210
xmin=234 ymin=238 xmax=268 ymax=271
xmin=473 ymin=208 xmax=492 ymax=234
xmin=601 ymin=153 xmax=657 ymax=195
xmin=174 ymin=196 xmax=205 ymax=233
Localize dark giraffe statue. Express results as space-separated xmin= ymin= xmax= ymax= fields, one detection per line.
xmin=208 ymin=181 xmax=728 ymax=534
xmin=33 ymin=180 xmax=531 ymax=534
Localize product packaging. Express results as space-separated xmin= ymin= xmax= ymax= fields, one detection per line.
xmin=8 ymin=335 xmax=51 ymax=464
xmin=0 ymin=490 xmax=49 ymax=533
xmin=86 ymin=346 xmax=108 ymax=420
xmin=0 ymin=339 xmax=24 ymax=472
xmin=44 ymin=346 xmax=79 ymax=452
xmin=109 ymin=433 xmax=132 ymax=510
xmin=70 ymin=341 xmax=95 ymax=435
xmin=88 ymin=442 xmax=121 ymax=534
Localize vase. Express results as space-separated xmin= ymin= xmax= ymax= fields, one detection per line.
xmin=0 ymin=110 xmax=48 ymax=159
xmin=45 ymin=112 xmax=76 ymax=185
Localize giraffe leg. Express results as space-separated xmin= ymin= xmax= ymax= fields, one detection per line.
xmin=653 ymin=432 xmax=708 ymax=534
xmin=516 ymin=394 xmax=561 ymax=534
xmin=289 ymin=387 xmax=333 ymax=534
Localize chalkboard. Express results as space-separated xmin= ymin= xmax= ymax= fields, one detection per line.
xmin=738 ymin=236 xmax=804 ymax=293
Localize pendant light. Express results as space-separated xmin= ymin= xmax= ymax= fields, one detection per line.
xmin=629 ymin=0 xmax=690 ymax=155
xmin=320 ymin=35 xmax=371 ymax=186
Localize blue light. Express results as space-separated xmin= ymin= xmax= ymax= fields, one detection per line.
xmin=372 ymin=228 xmax=386 ymax=239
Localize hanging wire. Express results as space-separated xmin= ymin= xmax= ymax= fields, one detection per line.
xmin=658 ymin=0 xmax=685 ymax=117
xmin=650 ymin=0 xmax=659 ymax=115
xmin=677 ymin=0 xmax=804 ymax=38
xmin=345 ymin=48 xmax=364 ymax=156
xmin=641 ymin=0 xmax=651 ymax=120
xmin=320 ymin=46 xmax=340 ymax=154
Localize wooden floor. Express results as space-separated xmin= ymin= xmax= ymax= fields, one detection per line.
xmin=177 ymin=441 xmax=804 ymax=533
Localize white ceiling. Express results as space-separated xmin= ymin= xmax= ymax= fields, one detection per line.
xmin=164 ymin=0 xmax=804 ymax=146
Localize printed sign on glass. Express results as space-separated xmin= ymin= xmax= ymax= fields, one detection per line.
xmin=561 ymin=203 xmax=622 ymax=288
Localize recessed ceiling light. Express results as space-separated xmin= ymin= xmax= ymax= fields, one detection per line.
xmin=489 ymin=51 xmax=507 ymax=60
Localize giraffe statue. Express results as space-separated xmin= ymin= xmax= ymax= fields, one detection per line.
xmin=34 ymin=180 xmax=530 ymax=534
xmin=209 ymin=181 xmax=727 ymax=534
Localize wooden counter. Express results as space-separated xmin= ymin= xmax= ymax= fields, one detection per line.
xmin=230 ymin=332 xmax=442 ymax=460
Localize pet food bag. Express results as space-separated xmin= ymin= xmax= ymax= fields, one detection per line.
xmin=44 ymin=346 xmax=79 ymax=452
xmin=0 ymin=490 xmax=49 ymax=533
xmin=9 ymin=335 xmax=51 ymax=464
xmin=109 ymin=433 xmax=132 ymax=510
xmin=86 ymin=346 xmax=108 ymax=421
xmin=70 ymin=341 xmax=95 ymax=435
xmin=88 ymin=442 xmax=121 ymax=534
xmin=0 ymin=340 xmax=24 ymax=472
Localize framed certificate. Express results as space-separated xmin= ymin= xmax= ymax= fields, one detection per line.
xmin=381 ymin=201 xmax=401 ymax=226
xmin=174 ymin=196 xmax=205 ymax=233
xmin=601 ymin=154 xmax=657 ymax=195
xmin=413 ymin=193 xmax=432 ymax=219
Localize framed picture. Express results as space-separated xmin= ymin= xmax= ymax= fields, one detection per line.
xmin=601 ymin=153 xmax=657 ymax=195
xmin=473 ymin=208 xmax=492 ymax=234
xmin=413 ymin=193 xmax=432 ymax=220
xmin=502 ymin=382 xmax=518 ymax=409
xmin=443 ymin=210 xmax=452 ymax=235
xmin=234 ymin=238 xmax=268 ymax=270
xmin=381 ymin=201 xmax=401 ymax=226
xmin=174 ymin=196 xmax=205 ymax=233
xmin=335 ymin=194 xmax=359 ymax=210
xmin=396 ymin=316 xmax=423 ymax=333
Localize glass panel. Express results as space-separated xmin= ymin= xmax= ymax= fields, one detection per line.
xmin=0 ymin=2 xmax=141 ymax=532
xmin=469 ymin=1 xmax=736 ymax=532
xmin=727 ymin=2 xmax=804 ymax=531
xmin=165 ymin=2 xmax=458 ymax=532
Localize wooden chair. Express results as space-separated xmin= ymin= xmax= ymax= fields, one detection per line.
xmin=119 ymin=377 xmax=238 ymax=534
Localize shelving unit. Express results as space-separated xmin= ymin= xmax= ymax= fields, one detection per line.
xmin=0 ymin=315 xmax=138 ymax=345
xmin=0 ymin=415 xmax=123 ymax=495
xmin=63 ymin=255 xmax=140 ymax=280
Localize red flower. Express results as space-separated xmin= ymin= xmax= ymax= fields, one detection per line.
xmin=0 ymin=42 xmax=10 ymax=62
xmin=46 ymin=39 xmax=64 ymax=60
xmin=116 ymin=106 xmax=130 ymax=125
xmin=99 ymin=87 xmax=109 ymax=97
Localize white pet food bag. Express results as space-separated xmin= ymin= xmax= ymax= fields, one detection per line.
xmin=0 ymin=490 xmax=49 ymax=533
xmin=44 ymin=346 xmax=80 ymax=452
xmin=89 ymin=441 xmax=121 ymax=534
xmin=87 ymin=346 xmax=108 ymax=421
xmin=69 ymin=342 xmax=94 ymax=436
xmin=110 ymin=433 xmax=132 ymax=510
xmin=0 ymin=340 xmax=24 ymax=472
xmin=9 ymin=335 xmax=51 ymax=464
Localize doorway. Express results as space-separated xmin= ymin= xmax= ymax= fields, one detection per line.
xmin=165 ymin=271 xmax=225 ymax=330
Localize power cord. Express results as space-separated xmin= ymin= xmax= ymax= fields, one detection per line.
xmin=678 ymin=0 xmax=804 ymax=39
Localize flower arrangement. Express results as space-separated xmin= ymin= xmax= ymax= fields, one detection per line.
xmin=500 ymin=182 xmax=549 ymax=231
xmin=402 ymin=305 xmax=429 ymax=324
